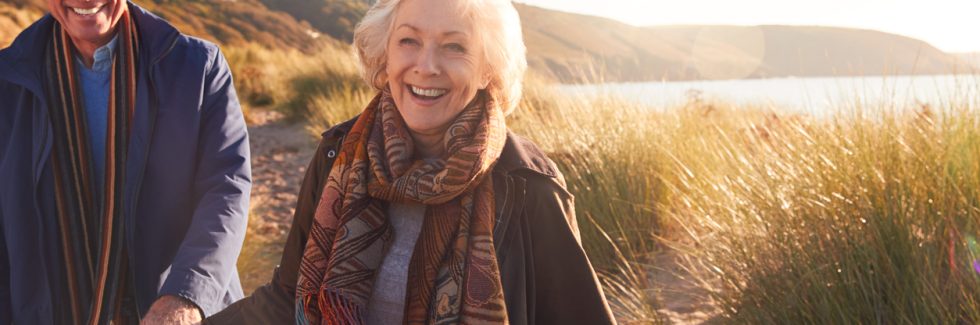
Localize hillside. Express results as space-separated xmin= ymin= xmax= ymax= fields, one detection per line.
xmin=956 ymin=53 xmax=980 ymax=70
xmin=138 ymin=0 xmax=320 ymax=51
xmin=255 ymin=0 xmax=371 ymax=42
xmin=517 ymin=3 xmax=973 ymax=81
xmin=2 ymin=1 xmax=974 ymax=82
xmin=0 ymin=1 xmax=41 ymax=46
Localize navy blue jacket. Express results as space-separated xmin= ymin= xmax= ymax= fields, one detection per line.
xmin=0 ymin=3 xmax=251 ymax=323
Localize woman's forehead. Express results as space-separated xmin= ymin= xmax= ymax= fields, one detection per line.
xmin=393 ymin=0 xmax=476 ymax=36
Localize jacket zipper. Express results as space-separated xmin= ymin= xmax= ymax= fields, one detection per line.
xmin=493 ymin=174 xmax=513 ymax=243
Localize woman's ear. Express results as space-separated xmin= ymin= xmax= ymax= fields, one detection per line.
xmin=480 ymin=70 xmax=492 ymax=89
xmin=376 ymin=63 xmax=389 ymax=89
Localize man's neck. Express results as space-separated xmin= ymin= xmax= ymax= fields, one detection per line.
xmin=72 ymin=33 xmax=116 ymax=69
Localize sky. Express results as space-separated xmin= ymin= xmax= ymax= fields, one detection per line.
xmin=514 ymin=0 xmax=980 ymax=53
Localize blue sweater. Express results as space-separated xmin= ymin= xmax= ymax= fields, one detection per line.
xmin=77 ymin=34 xmax=119 ymax=194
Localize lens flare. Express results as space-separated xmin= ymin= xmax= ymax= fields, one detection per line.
xmin=968 ymin=236 xmax=980 ymax=275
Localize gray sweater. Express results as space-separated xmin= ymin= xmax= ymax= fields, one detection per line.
xmin=366 ymin=202 xmax=426 ymax=324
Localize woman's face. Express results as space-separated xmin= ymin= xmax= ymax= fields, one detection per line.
xmin=386 ymin=0 xmax=489 ymax=137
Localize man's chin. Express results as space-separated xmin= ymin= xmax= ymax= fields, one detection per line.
xmin=65 ymin=28 xmax=113 ymax=45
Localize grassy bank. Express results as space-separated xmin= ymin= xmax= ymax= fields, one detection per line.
xmin=665 ymin=102 xmax=980 ymax=323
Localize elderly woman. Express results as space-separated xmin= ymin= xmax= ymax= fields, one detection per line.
xmin=208 ymin=0 xmax=614 ymax=323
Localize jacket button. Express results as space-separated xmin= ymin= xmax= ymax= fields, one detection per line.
xmin=327 ymin=150 xmax=337 ymax=158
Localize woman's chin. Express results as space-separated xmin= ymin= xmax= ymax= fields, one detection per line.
xmin=397 ymin=104 xmax=447 ymax=130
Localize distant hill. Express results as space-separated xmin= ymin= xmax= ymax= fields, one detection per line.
xmin=956 ymin=53 xmax=980 ymax=70
xmin=129 ymin=0 xmax=320 ymax=51
xmin=256 ymin=0 xmax=371 ymax=42
xmin=517 ymin=4 xmax=974 ymax=81
xmin=2 ymin=1 xmax=973 ymax=82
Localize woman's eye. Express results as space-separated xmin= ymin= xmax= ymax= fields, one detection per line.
xmin=445 ymin=43 xmax=466 ymax=53
xmin=399 ymin=38 xmax=419 ymax=46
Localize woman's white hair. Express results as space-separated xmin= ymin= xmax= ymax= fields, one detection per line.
xmin=353 ymin=0 xmax=528 ymax=114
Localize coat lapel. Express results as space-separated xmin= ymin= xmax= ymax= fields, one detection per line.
xmin=121 ymin=1 xmax=179 ymax=220
xmin=123 ymin=63 xmax=156 ymax=217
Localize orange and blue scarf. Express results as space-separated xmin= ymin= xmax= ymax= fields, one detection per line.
xmin=44 ymin=11 xmax=139 ymax=325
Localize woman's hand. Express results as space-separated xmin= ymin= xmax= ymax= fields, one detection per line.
xmin=140 ymin=295 xmax=203 ymax=325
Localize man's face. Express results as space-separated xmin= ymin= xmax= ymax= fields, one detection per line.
xmin=47 ymin=0 xmax=127 ymax=49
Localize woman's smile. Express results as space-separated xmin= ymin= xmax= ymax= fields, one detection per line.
xmin=407 ymin=84 xmax=449 ymax=106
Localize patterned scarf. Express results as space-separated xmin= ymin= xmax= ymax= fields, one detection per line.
xmin=296 ymin=87 xmax=509 ymax=324
xmin=44 ymin=11 xmax=139 ymax=325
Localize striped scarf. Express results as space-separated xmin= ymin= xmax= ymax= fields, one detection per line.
xmin=296 ymin=88 xmax=510 ymax=324
xmin=44 ymin=11 xmax=139 ymax=325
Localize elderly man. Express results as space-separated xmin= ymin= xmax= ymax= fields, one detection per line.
xmin=0 ymin=0 xmax=250 ymax=324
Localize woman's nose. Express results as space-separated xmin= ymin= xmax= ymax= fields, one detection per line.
xmin=413 ymin=47 xmax=441 ymax=76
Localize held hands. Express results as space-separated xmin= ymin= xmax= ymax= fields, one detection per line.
xmin=140 ymin=295 xmax=203 ymax=325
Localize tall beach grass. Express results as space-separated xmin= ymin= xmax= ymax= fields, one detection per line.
xmin=513 ymin=81 xmax=980 ymax=322
xmin=665 ymin=100 xmax=980 ymax=323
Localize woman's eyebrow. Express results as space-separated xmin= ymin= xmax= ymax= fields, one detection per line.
xmin=443 ymin=30 xmax=468 ymax=38
xmin=396 ymin=23 xmax=468 ymax=37
xmin=396 ymin=23 xmax=419 ymax=32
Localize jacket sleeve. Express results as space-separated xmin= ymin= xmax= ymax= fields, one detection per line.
xmin=158 ymin=48 xmax=252 ymax=316
xmin=206 ymin=135 xmax=339 ymax=324
xmin=526 ymin=173 xmax=617 ymax=324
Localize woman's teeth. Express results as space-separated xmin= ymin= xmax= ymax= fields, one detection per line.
xmin=411 ymin=86 xmax=447 ymax=98
xmin=72 ymin=6 xmax=102 ymax=15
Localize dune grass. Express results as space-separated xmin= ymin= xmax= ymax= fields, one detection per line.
xmin=510 ymin=83 xmax=980 ymax=323
xmin=664 ymin=102 xmax=980 ymax=323
xmin=223 ymin=41 xmax=369 ymax=123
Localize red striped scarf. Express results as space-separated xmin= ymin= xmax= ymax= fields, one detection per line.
xmin=44 ymin=11 xmax=139 ymax=325
xmin=296 ymin=88 xmax=510 ymax=324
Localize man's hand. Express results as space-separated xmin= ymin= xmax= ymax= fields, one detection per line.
xmin=141 ymin=295 xmax=203 ymax=325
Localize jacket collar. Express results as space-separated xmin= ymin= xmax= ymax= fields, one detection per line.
xmin=494 ymin=132 xmax=559 ymax=178
xmin=321 ymin=116 xmax=559 ymax=178
xmin=0 ymin=1 xmax=180 ymax=93
xmin=0 ymin=14 xmax=53 ymax=100
xmin=126 ymin=2 xmax=181 ymax=64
